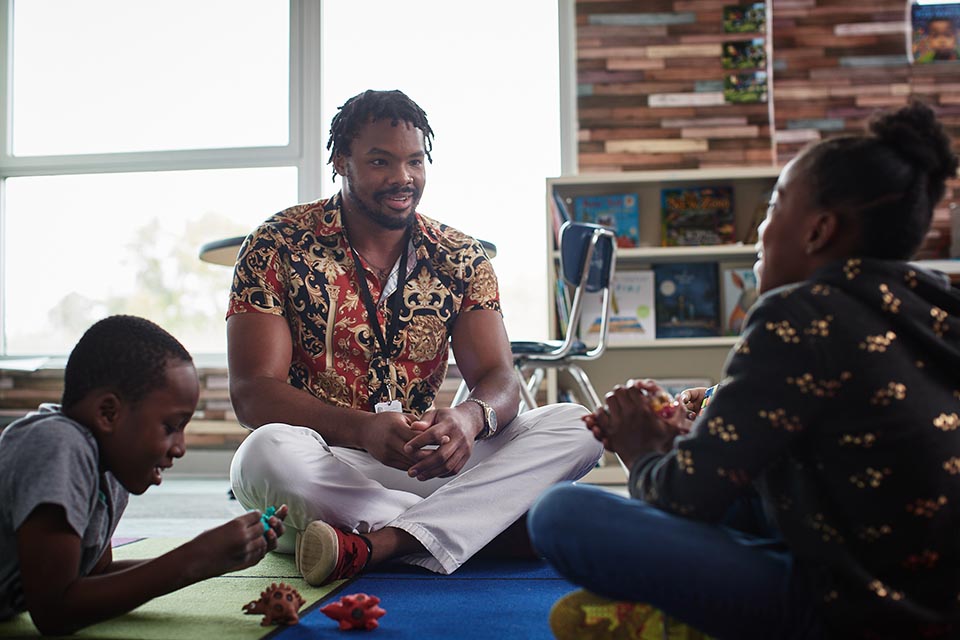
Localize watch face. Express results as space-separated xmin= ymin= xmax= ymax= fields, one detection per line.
xmin=487 ymin=406 xmax=498 ymax=430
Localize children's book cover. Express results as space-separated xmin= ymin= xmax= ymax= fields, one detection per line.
xmin=661 ymin=185 xmax=735 ymax=247
xmin=911 ymin=3 xmax=960 ymax=64
xmin=723 ymin=71 xmax=768 ymax=103
xmin=721 ymin=266 xmax=759 ymax=335
xmin=654 ymin=262 xmax=721 ymax=338
xmin=722 ymin=38 xmax=766 ymax=69
xmin=579 ymin=270 xmax=655 ymax=346
xmin=573 ymin=194 xmax=640 ymax=248
xmin=723 ymin=3 xmax=766 ymax=34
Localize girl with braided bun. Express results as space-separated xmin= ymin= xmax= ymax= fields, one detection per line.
xmin=530 ymin=100 xmax=960 ymax=639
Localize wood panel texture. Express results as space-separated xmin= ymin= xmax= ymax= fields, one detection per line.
xmin=574 ymin=0 xmax=960 ymax=257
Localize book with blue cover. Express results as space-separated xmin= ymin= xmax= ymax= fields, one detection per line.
xmin=654 ymin=262 xmax=721 ymax=338
xmin=573 ymin=193 xmax=640 ymax=248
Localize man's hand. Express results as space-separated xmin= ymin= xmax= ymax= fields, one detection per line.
xmin=583 ymin=379 xmax=689 ymax=468
xmin=402 ymin=406 xmax=479 ymax=481
xmin=356 ymin=411 xmax=422 ymax=470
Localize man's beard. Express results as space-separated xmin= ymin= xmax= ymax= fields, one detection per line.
xmin=350 ymin=186 xmax=421 ymax=231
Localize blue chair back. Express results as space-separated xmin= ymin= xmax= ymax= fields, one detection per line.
xmin=559 ymin=222 xmax=615 ymax=292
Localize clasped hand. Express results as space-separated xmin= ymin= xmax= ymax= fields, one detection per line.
xmin=361 ymin=407 xmax=475 ymax=481
xmin=583 ymin=379 xmax=692 ymax=469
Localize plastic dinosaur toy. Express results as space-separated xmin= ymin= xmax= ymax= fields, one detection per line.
xmin=242 ymin=582 xmax=306 ymax=626
xmin=320 ymin=592 xmax=387 ymax=630
xmin=260 ymin=506 xmax=277 ymax=533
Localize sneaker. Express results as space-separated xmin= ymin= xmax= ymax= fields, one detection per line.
xmin=549 ymin=589 xmax=712 ymax=640
xmin=295 ymin=520 xmax=370 ymax=586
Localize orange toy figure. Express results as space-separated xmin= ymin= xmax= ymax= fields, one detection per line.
xmin=646 ymin=388 xmax=677 ymax=419
xmin=320 ymin=593 xmax=387 ymax=631
xmin=242 ymin=582 xmax=306 ymax=626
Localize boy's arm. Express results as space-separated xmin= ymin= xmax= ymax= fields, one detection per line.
xmin=18 ymin=504 xmax=286 ymax=635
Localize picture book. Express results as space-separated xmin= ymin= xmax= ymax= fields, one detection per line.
xmin=661 ymin=185 xmax=735 ymax=247
xmin=550 ymin=192 xmax=573 ymax=247
xmin=911 ymin=3 xmax=960 ymax=63
xmin=573 ymin=193 xmax=640 ymax=248
xmin=653 ymin=262 xmax=721 ymax=338
xmin=579 ymin=270 xmax=655 ymax=346
xmin=722 ymin=39 xmax=766 ymax=70
xmin=723 ymin=3 xmax=766 ymax=34
xmin=723 ymin=71 xmax=768 ymax=104
xmin=721 ymin=266 xmax=759 ymax=335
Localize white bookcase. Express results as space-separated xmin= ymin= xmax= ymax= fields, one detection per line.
xmin=546 ymin=166 xmax=960 ymax=406
xmin=546 ymin=166 xmax=778 ymax=403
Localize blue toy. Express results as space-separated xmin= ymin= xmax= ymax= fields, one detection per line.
xmin=260 ymin=506 xmax=277 ymax=534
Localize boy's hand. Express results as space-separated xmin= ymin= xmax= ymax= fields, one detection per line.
xmin=190 ymin=505 xmax=288 ymax=579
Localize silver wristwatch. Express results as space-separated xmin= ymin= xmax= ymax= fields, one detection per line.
xmin=465 ymin=397 xmax=498 ymax=440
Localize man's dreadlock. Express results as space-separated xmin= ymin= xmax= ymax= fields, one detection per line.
xmin=326 ymin=89 xmax=435 ymax=182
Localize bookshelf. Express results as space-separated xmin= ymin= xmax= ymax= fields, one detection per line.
xmin=546 ymin=167 xmax=960 ymax=404
xmin=546 ymin=166 xmax=779 ymax=402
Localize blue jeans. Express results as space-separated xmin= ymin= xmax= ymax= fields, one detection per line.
xmin=528 ymin=483 xmax=825 ymax=640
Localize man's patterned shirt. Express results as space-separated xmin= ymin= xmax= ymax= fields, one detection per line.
xmin=227 ymin=194 xmax=500 ymax=415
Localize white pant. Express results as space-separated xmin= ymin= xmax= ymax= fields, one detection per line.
xmin=229 ymin=403 xmax=603 ymax=574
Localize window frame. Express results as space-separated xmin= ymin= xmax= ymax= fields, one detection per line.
xmin=0 ymin=0 xmax=326 ymax=355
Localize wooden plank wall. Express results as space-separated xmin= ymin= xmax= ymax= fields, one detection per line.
xmin=575 ymin=0 xmax=960 ymax=256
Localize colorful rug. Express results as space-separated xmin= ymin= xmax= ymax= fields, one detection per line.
xmin=274 ymin=558 xmax=577 ymax=639
xmin=0 ymin=538 xmax=339 ymax=640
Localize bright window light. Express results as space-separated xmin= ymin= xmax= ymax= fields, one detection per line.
xmin=11 ymin=0 xmax=289 ymax=155
xmin=320 ymin=0 xmax=560 ymax=342
xmin=4 ymin=168 xmax=297 ymax=355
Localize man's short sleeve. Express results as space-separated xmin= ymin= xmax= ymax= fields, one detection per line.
xmin=227 ymin=225 xmax=288 ymax=318
xmin=462 ymin=241 xmax=501 ymax=314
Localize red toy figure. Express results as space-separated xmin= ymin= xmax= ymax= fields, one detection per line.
xmin=242 ymin=582 xmax=306 ymax=626
xmin=320 ymin=592 xmax=387 ymax=631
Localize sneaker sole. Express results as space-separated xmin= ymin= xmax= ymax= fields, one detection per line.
xmin=296 ymin=521 xmax=340 ymax=586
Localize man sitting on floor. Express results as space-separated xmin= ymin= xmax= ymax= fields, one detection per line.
xmin=225 ymin=89 xmax=603 ymax=586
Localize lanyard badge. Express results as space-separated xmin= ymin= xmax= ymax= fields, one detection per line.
xmin=350 ymin=237 xmax=410 ymax=414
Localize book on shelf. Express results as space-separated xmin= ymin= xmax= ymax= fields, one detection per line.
xmin=911 ymin=3 xmax=960 ymax=63
xmin=573 ymin=193 xmax=640 ymax=248
xmin=721 ymin=265 xmax=759 ymax=336
xmin=654 ymin=262 xmax=721 ymax=338
xmin=722 ymin=38 xmax=766 ymax=70
xmin=578 ymin=270 xmax=656 ymax=346
xmin=550 ymin=192 xmax=573 ymax=247
xmin=661 ymin=185 xmax=735 ymax=247
xmin=555 ymin=276 xmax=572 ymax=335
xmin=723 ymin=71 xmax=768 ymax=104
xmin=723 ymin=3 xmax=766 ymax=34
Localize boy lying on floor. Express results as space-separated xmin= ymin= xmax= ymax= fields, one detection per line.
xmin=0 ymin=315 xmax=287 ymax=635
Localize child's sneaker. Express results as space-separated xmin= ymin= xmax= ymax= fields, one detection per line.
xmin=295 ymin=520 xmax=370 ymax=586
xmin=549 ymin=589 xmax=712 ymax=640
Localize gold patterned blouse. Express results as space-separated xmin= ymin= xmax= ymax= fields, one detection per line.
xmin=227 ymin=194 xmax=500 ymax=415
xmin=630 ymin=258 xmax=960 ymax=637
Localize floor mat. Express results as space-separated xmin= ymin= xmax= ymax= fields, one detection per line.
xmin=0 ymin=538 xmax=340 ymax=640
xmin=274 ymin=558 xmax=576 ymax=639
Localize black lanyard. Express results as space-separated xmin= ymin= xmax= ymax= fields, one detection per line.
xmin=349 ymin=237 xmax=410 ymax=362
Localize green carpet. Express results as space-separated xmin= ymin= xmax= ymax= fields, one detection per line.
xmin=0 ymin=538 xmax=339 ymax=640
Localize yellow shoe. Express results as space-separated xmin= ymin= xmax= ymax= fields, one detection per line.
xmin=548 ymin=589 xmax=712 ymax=640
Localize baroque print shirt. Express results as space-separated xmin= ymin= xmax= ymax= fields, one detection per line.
xmin=227 ymin=194 xmax=500 ymax=415
xmin=630 ymin=258 xmax=960 ymax=638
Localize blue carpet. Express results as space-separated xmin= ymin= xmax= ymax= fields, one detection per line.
xmin=272 ymin=559 xmax=574 ymax=639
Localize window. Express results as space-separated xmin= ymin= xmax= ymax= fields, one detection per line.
xmin=0 ymin=0 xmax=562 ymax=357
xmin=320 ymin=1 xmax=561 ymax=342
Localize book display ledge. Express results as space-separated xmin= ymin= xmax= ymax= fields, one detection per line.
xmin=545 ymin=166 xmax=960 ymax=404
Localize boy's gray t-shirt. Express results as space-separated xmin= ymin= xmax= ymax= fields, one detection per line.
xmin=0 ymin=404 xmax=129 ymax=620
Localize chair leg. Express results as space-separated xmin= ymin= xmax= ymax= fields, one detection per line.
xmin=451 ymin=378 xmax=470 ymax=407
xmin=567 ymin=364 xmax=601 ymax=410
xmin=515 ymin=365 xmax=540 ymax=412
